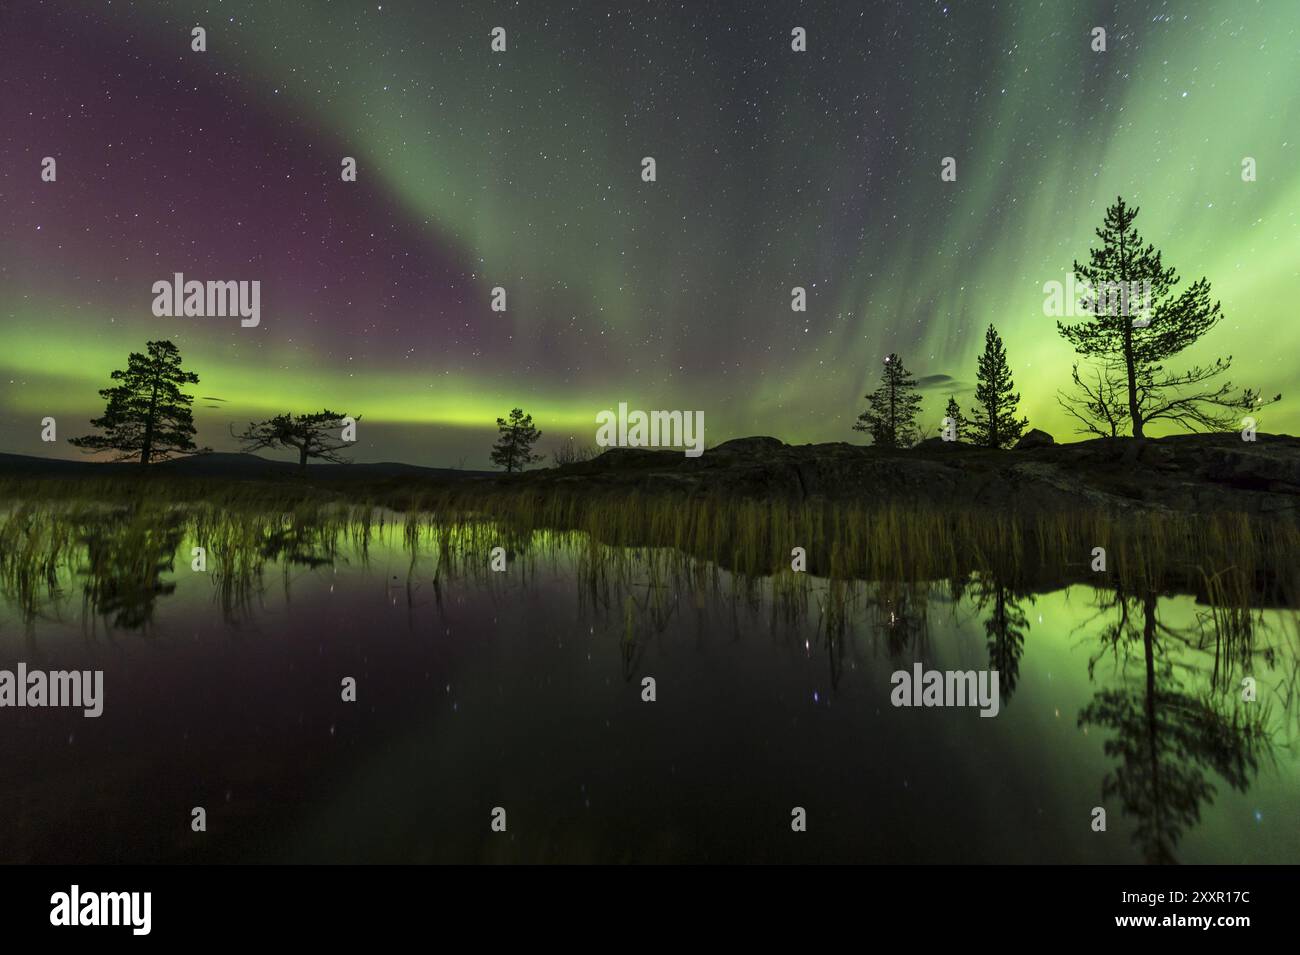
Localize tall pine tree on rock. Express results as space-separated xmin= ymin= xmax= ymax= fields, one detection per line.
xmin=854 ymin=353 xmax=923 ymax=448
xmin=1058 ymin=196 xmax=1278 ymax=437
xmin=968 ymin=324 xmax=1028 ymax=449
xmin=69 ymin=340 xmax=206 ymax=464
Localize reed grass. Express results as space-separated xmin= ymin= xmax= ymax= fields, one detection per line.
xmin=2 ymin=475 xmax=1296 ymax=597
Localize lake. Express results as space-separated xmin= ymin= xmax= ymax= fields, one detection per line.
xmin=0 ymin=502 xmax=1295 ymax=863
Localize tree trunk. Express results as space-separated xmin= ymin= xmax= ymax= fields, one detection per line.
xmin=1142 ymin=592 xmax=1163 ymax=853
xmin=141 ymin=379 xmax=159 ymax=465
xmin=1126 ymin=350 xmax=1144 ymax=438
xmin=888 ymin=380 xmax=896 ymax=447
xmin=1119 ymin=230 xmax=1144 ymax=438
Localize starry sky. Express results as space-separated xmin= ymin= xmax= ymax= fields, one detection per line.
xmin=1 ymin=0 xmax=1296 ymax=467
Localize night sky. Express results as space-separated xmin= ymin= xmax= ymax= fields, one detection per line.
xmin=1 ymin=0 xmax=1296 ymax=467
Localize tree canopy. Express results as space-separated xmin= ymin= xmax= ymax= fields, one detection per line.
xmin=1058 ymin=196 xmax=1278 ymax=437
xmin=854 ymin=353 xmax=923 ymax=448
xmin=968 ymin=324 xmax=1028 ymax=449
xmin=234 ymin=410 xmax=357 ymax=469
xmin=491 ymin=408 xmax=544 ymax=472
xmin=68 ymin=340 xmax=206 ymax=464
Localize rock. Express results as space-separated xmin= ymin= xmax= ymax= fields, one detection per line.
xmin=1198 ymin=442 xmax=1300 ymax=492
xmin=1014 ymin=429 xmax=1055 ymax=450
xmin=915 ymin=437 xmax=969 ymax=451
xmin=712 ymin=436 xmax=786 ymax=454
xmin=510 ymin=432 xmax=1300 ymax=517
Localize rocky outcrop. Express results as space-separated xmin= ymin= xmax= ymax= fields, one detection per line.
xmin=1013 ymin=428 xmax=1054 ymax=450
xmin=524 ymin=433 xmax=1300 ymax=517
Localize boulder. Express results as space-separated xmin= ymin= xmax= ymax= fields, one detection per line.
xmin=1014 ymin=429 xmax=1055 ymax=450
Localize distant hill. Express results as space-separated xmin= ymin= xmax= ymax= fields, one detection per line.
xmin=0 ymin=453 xmax=102 ymax=474
xmin=0 ymin=451 xmax=493 ymax=481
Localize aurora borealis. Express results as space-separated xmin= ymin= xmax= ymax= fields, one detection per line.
xmin=1 ymin=0 xmax=1296 ymax=467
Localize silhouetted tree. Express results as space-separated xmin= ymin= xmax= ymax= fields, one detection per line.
xmin=943 ymin=395 xmax=965 ymax=441
xmin=491 ymin=407 xmax=543 ymax=472
xmin=866 ymin=580 xmax=930 ymax=658
xmin=1058 ymin=362 xmax=1128 ymax=438
xmin=968 ymin=324 xmax=1027 ymax=449
xmin=854 ymin=353 xmax=922 ymax=448
xmin=1079 ymin=591 xmax=1270 ymax=863
xmin=1058 ymin=197 xmax=1278 ymax=438
xmin=79 ymin=506 xmax=185 ymax=630
xmin=69 ymin=340 xmax=207 ymax=464
xmin=234 ymin=410 xmax=356 ymax=470
xmin=974 ymin=577 xmax=1031 ymax=703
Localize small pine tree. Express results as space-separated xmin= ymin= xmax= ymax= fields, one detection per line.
xmin=491 ymin=408 xmax=543 ymax=473
xmin=853 ymin=353 xmax=923 ymax=448
xmin=968 ymin=325 xmax=1028 ymax=449
xmin=943 ymin=395 xmax=965 ymax=441
xmin=69 ymin=340 xmax=207 ymax=464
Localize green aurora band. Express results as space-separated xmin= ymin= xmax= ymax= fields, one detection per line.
xmin=2 ymin=1 xmax=1296 ymax=465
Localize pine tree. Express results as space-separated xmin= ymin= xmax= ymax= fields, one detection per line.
xmin=943 ymin=395 xmax=965 ymax=441
xmin=968 ymin=324 xmax=1028 ymax=449
xmin=69 ymin=340 xmax=206 ymax=464
xmin=491 ymin=408 xmax=543 ymax=472
xmin=1058 ymin=196 xmax=1278 ymax=437
xmin=853 ymin=353 xmax=923 ymax=448
xmin=234 ymin=410 xmax=357 ymax=470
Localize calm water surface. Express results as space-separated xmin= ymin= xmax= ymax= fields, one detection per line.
xmin=0 ymin=510 xmax=1295 ymax=863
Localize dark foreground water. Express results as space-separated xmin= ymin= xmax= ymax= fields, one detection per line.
xmin=0 ymin=514 xmax=1295 ymax=864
